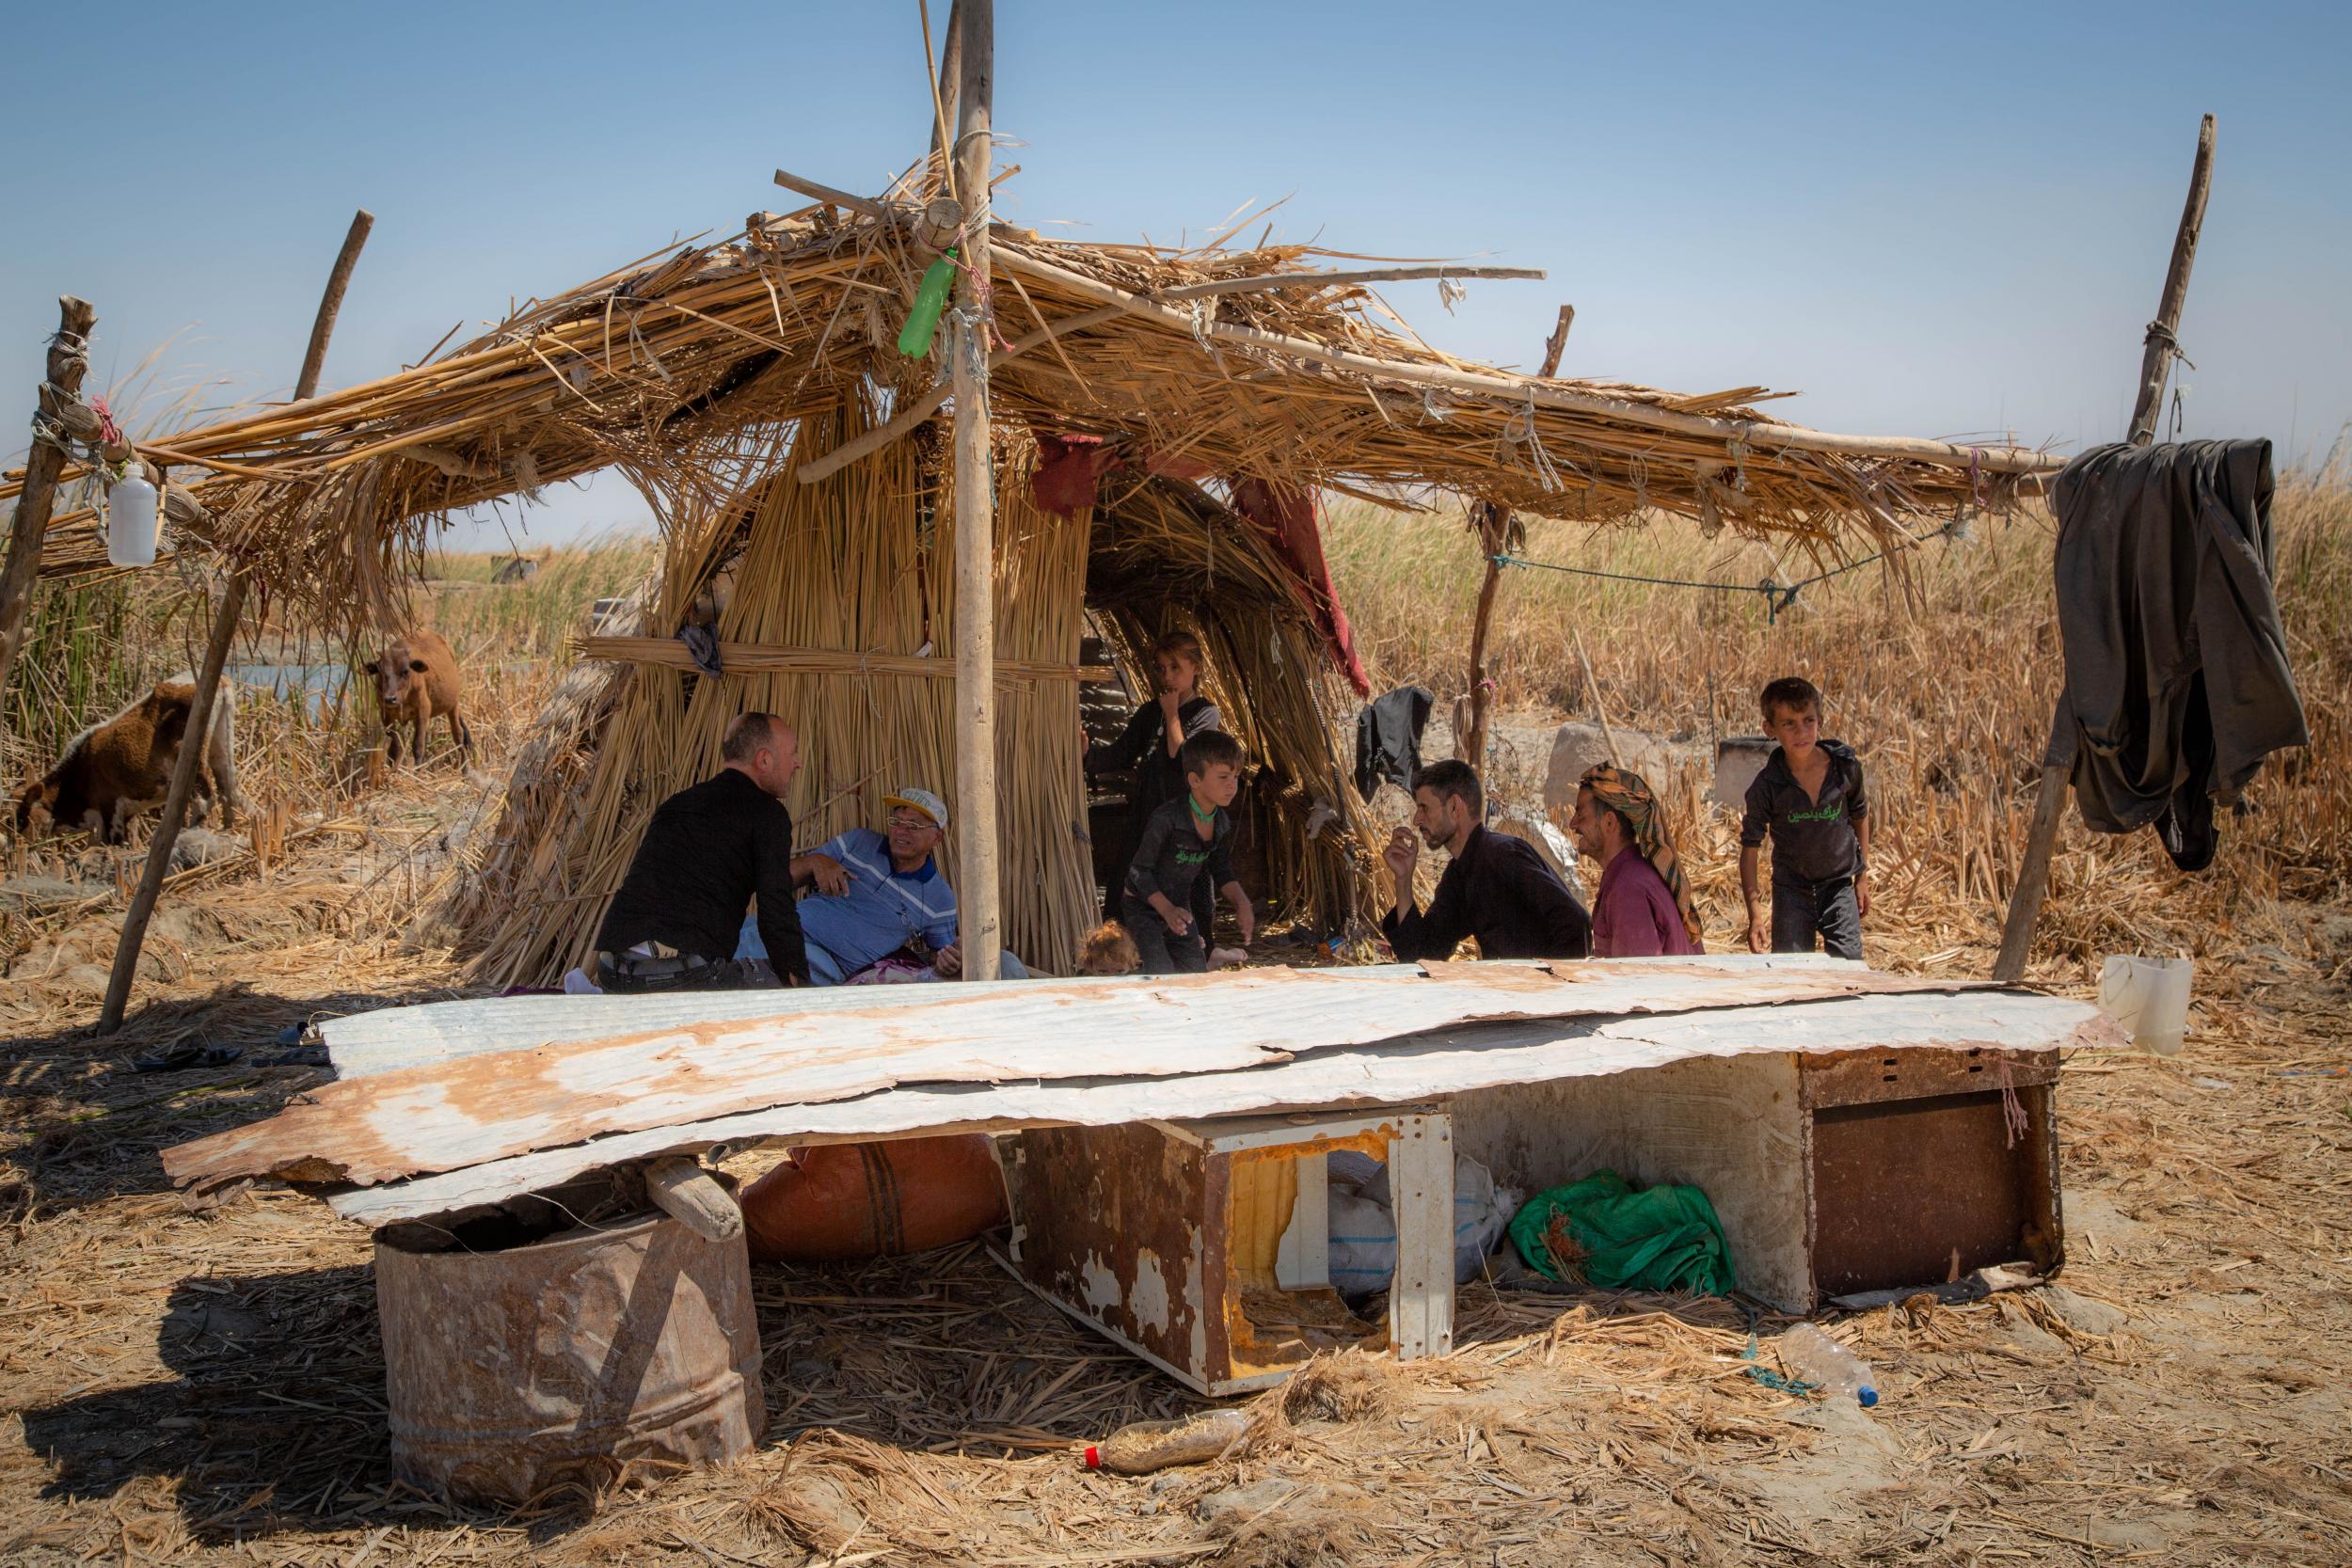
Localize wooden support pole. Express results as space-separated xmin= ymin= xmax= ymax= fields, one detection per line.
xmin=1994 ymin=116 xmax=2214 ymax=984
xmin=100 ymin=210 xmax=373 ymax=1035
xmin=0 ymin=295 xmax=99 ymax=764
xmin=948 ymin=0 xmax=1000 ymax=982
xmin=1461 ymin=306 xmax=1573 ymax=774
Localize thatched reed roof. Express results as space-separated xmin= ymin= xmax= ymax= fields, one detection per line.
xmin=7 ymin=167 xmax=2058 ymax=610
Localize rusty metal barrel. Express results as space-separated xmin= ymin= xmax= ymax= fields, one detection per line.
xmin=374 ymin=1195 xmax=765 ymax=1503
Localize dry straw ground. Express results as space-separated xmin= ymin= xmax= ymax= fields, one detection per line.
xmin=2 ymin=484 xmax=2348 ymax=1565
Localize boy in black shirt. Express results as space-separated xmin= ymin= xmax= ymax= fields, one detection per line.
xmin=1121 ymin=730 xmax=1257 ymax=974
xmin=1740 ymin=675 xmax=1870 ymax=960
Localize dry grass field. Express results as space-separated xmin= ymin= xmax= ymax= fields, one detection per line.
xmin=1 ymin=481 xmax=2347 ymax=1565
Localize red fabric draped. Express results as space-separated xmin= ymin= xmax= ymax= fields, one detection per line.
xmin=1025 ymin=430 xmax=1371 ymax=697
xmin=1228 ymin=476 xmax=1372 ymax=697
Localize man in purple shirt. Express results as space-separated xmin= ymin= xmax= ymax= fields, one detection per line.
xmin=1568 ymin=765 xmax=1704 ymax=958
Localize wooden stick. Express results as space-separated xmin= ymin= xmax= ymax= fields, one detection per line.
xmin=577 ymin=633 xmax=1114 ymax=684
xmin=0 ymin=296 xmax=98 ymax=758
xmin=1572 ymin=627 xmax=1622 ymax=768
xmin=1461 ymin=301 xmax=1578 ymax=772
xmin=949 ymin=0 xmax=1001 ymax=983
xmin=1156 ymin=264 xmax=1544 ymax=298
xmin=644 ymin=1155 xmax=743 ymax=1243
xmin=1539 ymin=304 xmax=1574 ymax=380
xmin=1994 ymin=115 xmax=2215 ymax=986
xmin=1461 ymin=503 xmax=1505 ymax=772
xmin=101 ymin=210 xmax=373 ymax=1035
xmin=2130 ymin=116 xmax=2217 ymax=447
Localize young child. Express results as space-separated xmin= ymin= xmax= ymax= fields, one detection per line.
xmin=1084 ymin=629 xmax=1223 ymax=902
xmin=1740 ymin=676 xmax=1870 ymax=960
xmin=1076 ymin=920 xmax=1141 ymax=976
xmin=1120 ymin=730 xmax=1257 ymax=974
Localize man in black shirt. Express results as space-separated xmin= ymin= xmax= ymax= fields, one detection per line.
xmin=594 ymin=711 xmax=810 ymax=990
xmin=1380 ymin=759 xmax=1590 ymax=962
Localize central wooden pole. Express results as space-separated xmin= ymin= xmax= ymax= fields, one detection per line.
xmin=1992 ymin=116 xmax=2214 ymax=984
xmin=948 ymin=0 xmax=1000 ymax=980
xmin=100 ymin=209 xmax=373 ymax=1034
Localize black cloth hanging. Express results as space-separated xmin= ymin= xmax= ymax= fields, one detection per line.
xmin=1354 ymin=685 xmax=1435 ymax=800
xmin=2048 ymin=439 xmax=2306 ymax=869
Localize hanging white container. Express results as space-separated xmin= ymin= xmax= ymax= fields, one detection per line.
xmin=106 ymin=463 xmax=161 ymax=568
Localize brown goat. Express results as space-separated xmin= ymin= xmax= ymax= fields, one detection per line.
xmin=365 ymin=630 xmax=470 ymax=767
xmin=14 ymin=675 xmax=239 ymax=845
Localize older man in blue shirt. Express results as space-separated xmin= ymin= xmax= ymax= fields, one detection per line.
xmin=738 ymin=786 xmax=1030 ymax=984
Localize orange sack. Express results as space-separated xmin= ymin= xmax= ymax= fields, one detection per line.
xmin=740 ymin=1135 xmax=1009 ymax=1263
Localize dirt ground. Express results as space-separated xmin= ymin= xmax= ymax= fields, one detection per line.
xmin=4 ymin=747 xmax=2350 ymax=1565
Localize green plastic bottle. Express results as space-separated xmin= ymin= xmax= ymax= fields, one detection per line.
xmin=898 ymin=249 xmax=959 ymax=357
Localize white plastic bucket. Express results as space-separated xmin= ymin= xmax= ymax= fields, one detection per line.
xmin=2098 ymin=955 xmax=2193 ymax=1056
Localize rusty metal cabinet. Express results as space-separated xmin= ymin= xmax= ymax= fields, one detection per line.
xmin=1004 ymin=1110 xmax=1453 ymax=1395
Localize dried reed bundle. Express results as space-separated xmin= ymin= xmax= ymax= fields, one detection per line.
xmin=449 ymin=400 xmax=1102 ymax=983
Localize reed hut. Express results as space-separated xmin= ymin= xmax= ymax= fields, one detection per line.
xmin=2 ymin=158 xmax=2059 ymax=989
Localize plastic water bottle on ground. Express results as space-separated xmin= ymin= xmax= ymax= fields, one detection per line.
xmin=1084 ymin=1408 xmax=1248 ymax=1473
xmin=1778 ymin=1323 xmax=1880 ymax=1408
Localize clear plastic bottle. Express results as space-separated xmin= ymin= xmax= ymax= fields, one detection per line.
xmin=1778 ymin=1323 xmax=1880 ymax=1407
xmin=1084 ymin=1407 xmax=1248 ymax=1474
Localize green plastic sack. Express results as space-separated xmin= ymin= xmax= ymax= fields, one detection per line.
xmin=1506 ymin=1168 xmax=1737 ymax=1296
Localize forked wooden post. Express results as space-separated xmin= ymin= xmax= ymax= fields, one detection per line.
xmin=0 ymin=295 xmax=99 ymax=758
xmin=1993 ymin=116 xmax=2215 ymax=984
xmin=948 ymin=0 xmax=1001 ymax=980
xmin=100 ymin=210 xmax=374 ymax=1035
xmin=1460 ymin=305 xmax=1572 ymax=775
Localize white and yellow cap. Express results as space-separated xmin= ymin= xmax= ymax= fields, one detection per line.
xmin=883 ymin=786 xmax=948 ymax=831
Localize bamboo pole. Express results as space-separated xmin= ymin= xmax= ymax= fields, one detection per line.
xmin=949 ymin=0 xmax=1000 ymax=981
xmin=101 ymin=209 xmax=373 ymax=1034
xmin=1994 ymin=115 xmax=2214 ymax=985
xmin=0 ymin=296 xmax=99 ymax=759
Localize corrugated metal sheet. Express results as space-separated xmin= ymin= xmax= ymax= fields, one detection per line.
xmin=163 ymin=958 xmax=1997 ymax=1192
xmin=322 ymin=987 xmax=2115 ymax=1228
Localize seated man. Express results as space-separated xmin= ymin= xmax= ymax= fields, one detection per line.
xmin=1381 ymin=759 xmax=1591 ymax=962
xmin=591 ymin=712 xmax=808 ymax=992
xmin=738 ymin=786 xmax=1029 ymax=984
xmin=1569 ymin=764 xmax=1705 ymax=958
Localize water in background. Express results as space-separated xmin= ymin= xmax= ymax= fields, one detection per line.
xmin=231 ymin=663 xmax=351 ymax=721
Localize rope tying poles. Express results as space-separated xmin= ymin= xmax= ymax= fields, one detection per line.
xmin=1489 ymin=513 xmax=1970 ymax=625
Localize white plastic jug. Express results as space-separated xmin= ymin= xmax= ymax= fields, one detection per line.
xmin=2098 ymin=955 xmax=2193 ymax=1056
xmin=106 ymin=466 xmax=160 ymax=568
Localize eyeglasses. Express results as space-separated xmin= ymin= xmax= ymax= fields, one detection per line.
xmin=885 ymin=814 xmax=936 ymax=832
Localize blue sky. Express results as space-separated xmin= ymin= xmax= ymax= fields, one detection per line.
xmin=7 ymin=2 xmax=2347 ymax=547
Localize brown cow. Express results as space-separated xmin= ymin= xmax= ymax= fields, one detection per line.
xmin=14 ymin=675 xmax=240 ymax=845
xmin=365 ymin=630 xmax=470 ymax=767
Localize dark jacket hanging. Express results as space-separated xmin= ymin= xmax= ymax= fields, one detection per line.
xmin=2049 ymin=439 xmax=2306 ymax=867
xmin=1354 ymin=685 xmax=1435 ymax=800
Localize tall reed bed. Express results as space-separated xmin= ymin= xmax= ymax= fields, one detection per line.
xmin=1325 ymin=476 xmax=2352 ymax=972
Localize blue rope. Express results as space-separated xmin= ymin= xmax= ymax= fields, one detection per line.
xmin=1741 ymin=1335 xmax=1818 ymax=1396
xmin=1491 ymin=515 xmax=1965 ymax=626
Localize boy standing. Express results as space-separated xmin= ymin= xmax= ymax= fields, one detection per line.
xmin=1740 ymin=676 xmax=1870 ymax=960
xmin=1122 ymin=730 xmax=1256 ymax=974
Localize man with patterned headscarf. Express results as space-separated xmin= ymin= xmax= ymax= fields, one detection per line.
xmin=1569 ymin=764 xmax=1705 ymax=958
